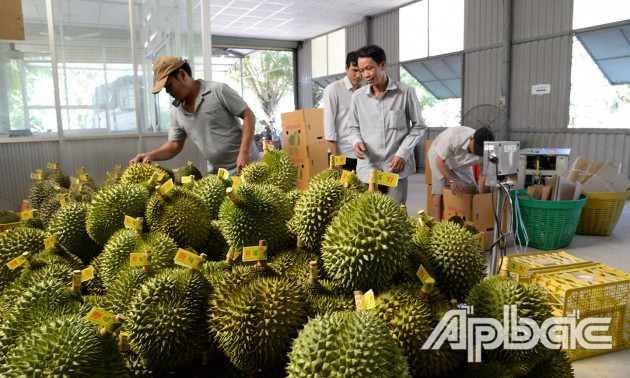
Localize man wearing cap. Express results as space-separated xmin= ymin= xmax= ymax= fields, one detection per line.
xmin=130 ymin=56 xmax=259 ymax=175
xmin=428 ymin=126 xmax=495 ymax=221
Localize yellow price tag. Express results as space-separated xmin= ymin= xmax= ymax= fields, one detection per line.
xmin=187 ymin=160 xmax=193 ymax=166
xmin=148 ymin=172 xmax=160 ymax=186
xmin=119 ymin=332 xmax=131 ymax=351
xmin=507 ymin=261 xmax=530 ymax=276
xmin=115 ymin=165 xmax=122 ymax=171
xmin=79 ymin=174 xmax=88 ymax=181
xmin=232 ymin=176 xmax=242 ymax=192
xmin=47 ymin=162 xmax=58 ymax=170
xmin=370 ymin=170 xmax=399 ymax=187
xmin=130 ymin=253 xmax=150 ymax=266
xmin=55 ymin=193 xmax=68 ymax=201
xmin=158 ymin=179 xmax=174 ymax=196
xmin=81 ymin=266 xmax=95 ymax=282
xmin=44 ymin=234 xmax=59 ymax=249
xmin=108 ymin=172 xmax=118 ymax=179
xmin=174 ymin=248 xmax=205 ymax=270
xmin=416 ymin=264 xmax=433 ymax=283
xmin=232 ymin=249 xmax=241 ymax=260
xmin=172 ymin=168 xmax=179 ymax=173
xmin=70 ymin=177 xmax=79 ymax=184
xmin=355 ymin=293 xmax=365 ymax=311
xmin=501 ymin=256 xmax=510 ymax=271
xmin=60 ymin=198 xmax=68 ymax=207
xmin=340 ymin=170 xmax=356 ymax=184
xmin=84 ymin=307 xmax=118 ymax=331
xmin=364 ymin=289 xmax=376 ymax=310
xmin=6 ymin=255 xmax=27 ymax=270
xmin=123 ymin=215 xmax=143 ymax=230
xmin=75 ymin=168 xmax=85 ymax=175
xmin=242 ymin=245 xmax=268 ymax=262
xmin=20 ymin=210 xmax=38 ymax=220
xmin=181 ymin=175 xmax=194 ymax=184
xmin=30 ymin=173 xmax=42 ymax=180
xmin=217 ymin=168 xmax=229 ymax=180
xmin=70 ymin=183 xmax=83 ymax=191
xmin=333 ymin=156 xmax=346 ymax=165
xmin=157 ymin=173 xmax=165 ymax=181
xmin=36 ymin=169 xmax=42 ymax=174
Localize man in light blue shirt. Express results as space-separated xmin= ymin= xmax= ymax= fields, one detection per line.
xmin=348 ymin=45 xmax=426 ymax=205
xmin=323 ymin=51 xmax=363 ymax=171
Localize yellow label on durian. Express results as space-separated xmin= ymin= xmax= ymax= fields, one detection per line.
xmin=501 ymin=256 xmax=510 ymax=271
xmin=340 ymin=170 xmax=356 ymax=184
xmin=70 ymin=177 xmax=80 ymax=184
xmin=355 ymin=294 xmax=365 ymax=311
xmin=107 ymin=172 xmax=118 ymax=179
xmin=507 ymin=260 xmax=530 ymax=276
xmin=217 ymin=168 xmax=229 ymax=180
xmin=30 ymin=173 xmax=42 ymax=180
xmin=232 ymin=249 xmax=241 ymax=260
xmin=364 ymin=289 xmax=376 ymax=310
xmin=75 ymin=168 xmax=85 ymax=175
xmin=84 ymin=307 xmax=118 ymax=330
xmin=242 ymin=245 xmax=267 ymax=262
xmin=79 ymin=173 xmax=88 ymax=181
xmin=181 ymin=175 xmax=194 ymax=184
xmin=232 ymin=176 xmax=242 ymax=192
xmin=158 ymin=179 xmax=174 ymax=196
xmin=114 ymin=165 xmax=122 ymax=171
xmin=59 ymin=198 xmax=68 ymax=207
xmin=174 ymin=248 xmax=205 ymax=270
xmin=123 ymin=215 xmax=143 ymax=230
xmin=369 ymin=170 xmax=399 ymax=187
xmin=416 ymin=264 xmax=433 ymax=283
xmin=47 ymin=162 xmax=58 ymax=170
xmin=130 ymin=253 xmax=150 ymax=266
xmin=148 ymin=172 xmax=160 ymax=186
xmin=36 ymin=169 xmax=42 ymax=174
xmin=331 ymin=155 xmax=346 ymax=166
xmin=56 ymin=193 xmax=69 ymax=201
xmin=187 ymin=160 xmax=193 ymax=166
xmin=81 ymin=266 xmax=95 ymax=282
xmin=44 ymin=234 xmax=59 ymax=249
xmin=6 ymin=255 xmax=27 ymax=270
xmin=157 ymin=173 xmax=165 ymax=181
xmin=70 ymin=183 xmax=83 ymax=191
xmin=172 ymin=168 xmax=179 ymax=173
xmin=119 ymin=332 xmax=131 ymax=351
xmin=20 ymin=210 xmax=38 ymax=220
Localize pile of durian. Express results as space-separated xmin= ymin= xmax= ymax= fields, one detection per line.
xmin=0 ymin=150 xmax=574 ymax=377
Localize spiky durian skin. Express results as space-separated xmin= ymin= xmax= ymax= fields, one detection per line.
xmin=262 ymin=150 xmax=298 ymax=192
xmin=0 ymin=280 xmax=83 ymax=357
xmin=126 ymin=268 xmax=211 ymax=372
xmin=427 ymin=221 xmax=487 ymax=302
xmin=83 ymin=254 xmax=106 ymax=295
xmin=42 ymin=170 xmax=71 ymax=189
xmin=466 ymin=276 xmax=555 ymax=376
xmin=21 ymin=218 xmax=45 ymax=229
xmin=145 ymin=187 xmax=211 ymax=250
xmin=119 ymin=162 xmax=170 ymax=185
xmin=218 ymin=183 xmax=291 ymax=253
xmin=0 ymin=227 xmax=46 ymax=286
xmin=86 ymin=183 xmax=149 ymax=245
xmin=198 ymin=220 xmax=229 ymax=261
xmin=174 ymin=163 xmax=203 ymax=185
xmin=0 ymin=315 xmax=127 ymax=377
xmin=209 ymin=276 xmax=308 ymax=373
xmin=371 ymin=284 xmax=463 ymax=377
xmin=309 ymin=167 xmax=366 ymax=192
xmin=240 ymin=161 xmax=270 ymax=185
xmin=320 ymin=192 xmax=412 ymax=291
xmin=101 ymin=269 xmax=152 ymax=315
xmin=27 ymin=180 xmax=62 ymax=209
xmin=37 ymin=194 xmax=62 ymax=226
xmin=286 ymin=311 xmax=410 ymax=378
xmin=0 ymin=210 xmax=20 ymax=224
xmin=100 ymin=229 xmax=179 ymax=289
xmin=305 ymin=278 xmax=355 ymax=316
xmin=290 ymin=179 xmax=358 ymax=249
xmin=523 ymin=349 xmax=574 ymax=378
xmin=47 ymin=202 xmax=102 ymax=264
xmin=191 ymin=174 xmax=230 ymax=219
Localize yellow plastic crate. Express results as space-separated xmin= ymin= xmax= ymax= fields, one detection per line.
xmin=0 ymin=222 xmax=21 ymax=233
xmin=472 ymin=232 xmax=484 ymax=251
xmin=577 ymin=190 xmax=630 ymax=236
xmin=494 ymin=250 xmax=592 ymax=283
xmin=530 ymin=263 xmax=630 ymax=361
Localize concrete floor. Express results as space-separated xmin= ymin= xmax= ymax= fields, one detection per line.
xmin=405 ymin=172 xmax=630 ymax=378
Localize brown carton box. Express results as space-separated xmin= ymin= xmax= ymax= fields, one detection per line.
xmin=288 ymin=144 xmax=329 ymax=190
xmin=426 ymin=184 xmax=436 ymax=216
xmin=281 ymin=109 xmax=326 ymax=147
xmin=425 ymin=140 xmax=433 ymax=184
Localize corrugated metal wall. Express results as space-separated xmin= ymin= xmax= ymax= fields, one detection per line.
xmin=463 ymin=48 xmax=503 ymax=114
xmin=512 ymin=0 xmax=571 ymax=40
xmin=347 ymin=21 xmax=368 ymax=52
xmin=297 ymin=40 xmax=313 ymax=109
xmin=369 ymin=10 xmax=400 ymax=81
xmin=141 ymin=135 xmax=206 ymax=172
xmin=465 ymin=0 xmax=503 ymax=48
xmin=61 ymin=137 xmax=139 ymax=181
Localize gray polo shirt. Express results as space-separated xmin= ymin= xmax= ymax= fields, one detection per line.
xmin=348 ymin=76 xmax=426 ymax=182
xmin=428 ymin=126 xmax=482 ymax=181
xmin=168 ymin=80 xmax=260 ymax=175
xmin=323 ymin=76 xmax=359 ymax=158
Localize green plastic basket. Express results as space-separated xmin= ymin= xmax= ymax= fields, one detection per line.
xmin=511 ymin=189 xmax=588 ymax=251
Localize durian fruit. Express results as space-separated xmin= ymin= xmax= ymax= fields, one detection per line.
xmin=466 ymin=276 xmax=555 ymax=376
xmin=100 ymin=229 xmax=179 ymax=289
xmin=286 ymin=189 xmax=303 ymax=210
xmin=84 ymin=254 xmax=106 ymax=295
xmin=286 ymin=311 xmax=410 ymax=377
xmin=145 ymin=186 xmax=212 ymax=250
xmin=175 ymin=162 xmax=203 ymax=185
xmin=267 ymin=249 xmax=318 ymax=282
xmin=86 ymin=183 xmax=149 ymax=245
xmin=191 ymin=174 xmax=230 ymax=219
xmin=305 ymin=278 xmax=355 ymax=316
xmin=37 ymin=194 xmax=63 ymax=226
xmin=523 ymin=349 xmax=574 ymax=378
xmin=27 ymin=180 xmax=63 ymax=209
xmin=47 ymin=202 xmax=102 ymax=264
xmin=209 ymin=276 xmax=308 ymax=373
xmin=0 ymin=210 xmax=20 ymax=224
xmin=240 ymin=150 xmax=297 ymax=192
xmin=309 ymin=167 xmax=365 ymax=192
xmin=199 ymin=260 xmax=234 ymax=286
xmin=0 ymin=279 xmax=83 ymax=357
xmin=289 ymin=179 xmax=359 ymax=250
xmin=100 ymin=268 xmax=152 ymax=315
xmin=426 ymin=221 xmax=487 ymax=302
xmin=218 ymin=183 xmax=292 ymax=253
xmin=199 ymin=219 xmax=229 ymax=261
xmin=0 ymin=227 xmax=46 ymax=287
xmin=371 ymin=284 xmax=463 ymax=377
xmin=100 ymin=173 xmax=119 ymax=188
xmin=20 ymin=217 xmax=45 ymax=230
xmin=42 ymin=168 xmax=71 ymax=188
xmin=448 ymin=214 xmax=465 ymax=227
xmin=126 ymin=268 xmax=211 ymax=372
xmin=0 ymin=314 xmax=127 ymax=377
xmin=321 ymin=191 xmax=412 ymax=291
xmin=119 ymin=162 xmax=170 ymax=185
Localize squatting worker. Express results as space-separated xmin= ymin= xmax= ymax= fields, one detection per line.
xmin=324 ymin=51 xmax=363 ymax=171
xmin=129 ymin=56 xmax=259 ymax=176
xmin=428 ymin=126 xmax=495 ymax=222
xmin=347 ymin=45 xmax=426 ymax=205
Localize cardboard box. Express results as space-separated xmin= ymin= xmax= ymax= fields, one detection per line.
xmin=442 ymin=189 xmax=507 ymax=250
xmin=281 ymin=109 xmax=326 ymax=147
xmin=426 ymin=184 xmax=436 ymax=216
xmin=425 ymin=140 xmax=433 ymax=184
xmin=288 ymin=143 xmax=329 ymax=190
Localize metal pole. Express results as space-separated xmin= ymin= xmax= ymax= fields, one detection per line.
xmin=129 ymin=0 xmax=143 ymax=153
xmin=501 ymin=0 xmax=513 ymax=140
xmin=489 ymin=188 xmax=505 ymax=277
xmin=46 ymin=0 xmax=64 ymax=139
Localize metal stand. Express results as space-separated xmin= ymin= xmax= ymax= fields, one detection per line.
xmin=489 ymin=188 xmax=507 ymax=277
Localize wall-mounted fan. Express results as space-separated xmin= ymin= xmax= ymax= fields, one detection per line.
xmin=462 ymin=104 xmax=510 ymax=141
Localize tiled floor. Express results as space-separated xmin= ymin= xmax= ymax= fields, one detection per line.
xmin=405 ymin=172 xmax=630 ymax=378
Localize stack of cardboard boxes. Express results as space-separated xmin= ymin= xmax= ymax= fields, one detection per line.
xmin=280 ymin=109 xmax=329 ymax=190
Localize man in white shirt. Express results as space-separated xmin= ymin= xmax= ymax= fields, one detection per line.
xmin=428 ymin=126 xmax=495 ymax=221
xmin=323 ymin=51 xmax=363 ymax=171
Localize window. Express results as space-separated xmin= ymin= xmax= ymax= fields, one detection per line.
xmin=311 ymin=29 xmax=346 ymax=78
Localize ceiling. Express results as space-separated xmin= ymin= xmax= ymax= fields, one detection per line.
xmin=19 ymin=0 xmax=413 ymax=42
